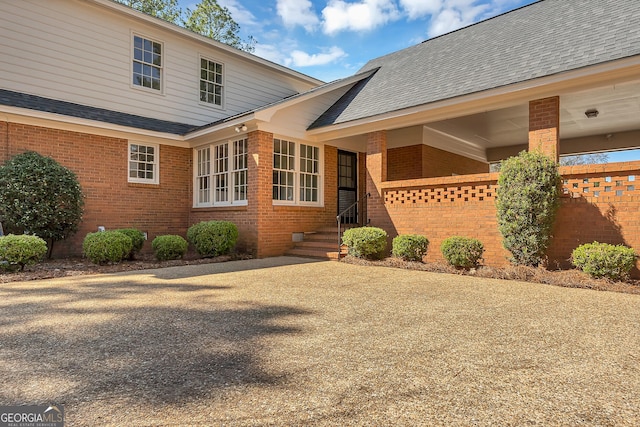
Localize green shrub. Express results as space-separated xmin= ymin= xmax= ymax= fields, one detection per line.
xmin=496 ymin=150 xmax=560 ymax=266
xmin=83 ymin=231 xmax=133 ymax=265
xmin=114 ymin=228 xmax=145 ymax=259
xmin=0 ymin=234 xmax=48 ymax=272
xmin=441 ymin=236 xmax=485 ymax=269
xmin=342 ymin=227 xmax=387 ymax=259
xmin=187 ymin=220 xmax=238 ymax=257
xmin=392 ymin=234 xmax=429 ymax=261
xmin=0 ymin=151 xmax=84 ymax=257
xmin=152 ymin=235 xmax=188 ymax=261
xmin=571 ymin=242 xmax=636 ymax=281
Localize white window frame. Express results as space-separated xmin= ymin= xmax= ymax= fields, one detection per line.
xmin=272 ymin=138 xmax=323 ymax=207
xmin=131 ymin=32 xmax=164 ymax=93
xmin=128 ymin=142 xmax=159 ymax=184
xmin=199 ymin=55 xmax=225 ymax=109
xmin=193 ymin=138 xmax=248 ymax=207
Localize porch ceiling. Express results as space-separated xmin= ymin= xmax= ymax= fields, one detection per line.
xmin=424 ymin=78 xmax=640 ymax=150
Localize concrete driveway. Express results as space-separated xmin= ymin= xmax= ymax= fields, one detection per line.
xmin=1 ymin=257 xmax=639 ymax=426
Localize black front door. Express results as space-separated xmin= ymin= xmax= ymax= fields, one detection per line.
xmin=338 ymin=150 xmax=358 ymax=224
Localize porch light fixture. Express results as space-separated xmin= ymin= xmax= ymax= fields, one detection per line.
xmin=235 ymin=124 xmax=247 ymax=133
xmin=585 ymin=109 xmax=599 ymax=118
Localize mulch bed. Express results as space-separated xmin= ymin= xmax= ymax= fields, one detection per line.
xmin=0 ymin=253 xmax=252 ymax=284
xmin=341 ymin=255 xmax=640 ymax=295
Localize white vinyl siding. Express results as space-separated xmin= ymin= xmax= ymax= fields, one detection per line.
xmin=194 ymin=138 xmax=247 ymax=207
xmin=273 ymin=138 xmax=322 ymax=206
xmin=0 ymin=0 xmax=319 ymax=127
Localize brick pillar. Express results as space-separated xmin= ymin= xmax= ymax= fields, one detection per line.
xmin=366 ymin=130 xmax=388 ymax=226
xmin=247 ymin=129 xmax=274 ymax=257
xmin=529 ymin=96 xmax=560 ymax=161
xmin=0 ymin=122 xmax=8 ymax=162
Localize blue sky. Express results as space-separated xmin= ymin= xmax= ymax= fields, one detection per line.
xmin=180 ymin=0 xmax=538 ymax=82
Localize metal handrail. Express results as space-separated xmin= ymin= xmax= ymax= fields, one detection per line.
xmin=336 ymin=193 xmax=370 ymax=260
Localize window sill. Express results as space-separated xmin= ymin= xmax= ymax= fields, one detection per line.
xmin=191 ymin=205 xmax=248 ymax=212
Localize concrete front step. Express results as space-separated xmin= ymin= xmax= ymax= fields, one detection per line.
xmin=287 ymin=248 xmax=346 ymax=260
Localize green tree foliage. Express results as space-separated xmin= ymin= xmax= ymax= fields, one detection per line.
xmin=152 ymin=235 xmax=188 ymax=260
xmin=116 ymin=0 xmax=256 ymax=52
xmin=116 ymin=0 xmax=182 ymax=23
xmin=560 ymin=152 xmax=609 ymax=166
xmin=496 ymin=151 xmax=561 ymax=267
xmin=0 ymin=152 xmax=84 ymax=257
xmin=183 ymin=0 xmax=256 ymax=52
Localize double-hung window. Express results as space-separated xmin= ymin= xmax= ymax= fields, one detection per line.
xmin=273 ymin=138 xmax=322 ymax=205
xmin=200 ymin=57 xmax=224 ymax=106
xmin=195 ymin=138 xmax=247 ymax=207
xmin=129 ymin=143 xmax=158 ymax=184
xmin=133 ymin=35 xmax=162 ymax=91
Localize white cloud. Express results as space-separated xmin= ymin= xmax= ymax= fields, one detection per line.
xmin=321 ymin=0 xmax=400 ymax=35
xmin=277 ymin=0 xmax=320 ymax=32
xmin=286 ymin=46 xmax=347 ymax=67
xmin=427 ymin=8 xmax=465 ymax=37
xmin=253 ymin=43 xmax=288 ymax=65
xmin=218 ymin=0 xmax=259 ymax=27
xmin=399 ymin=0 xmax=442 ymax=19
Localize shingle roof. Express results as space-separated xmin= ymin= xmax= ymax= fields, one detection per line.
xmin=310 ymin=0 xmax=640 ymax=129
xmin=0 ymin=89 xmax=197 ymax=135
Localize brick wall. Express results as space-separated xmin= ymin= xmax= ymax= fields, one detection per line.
xmin=388 ymin=144 xmax=488 ymax=180
xmin=372 ymin=162 xmax=640 ymax=275
xmin=191 ymin=130 xmax=340 ymax=257
xmin=1 ymin=122 xmax=191 ymax=257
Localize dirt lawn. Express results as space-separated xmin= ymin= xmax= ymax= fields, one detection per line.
xmin=1 ymin=257 xmax=639 ymax=426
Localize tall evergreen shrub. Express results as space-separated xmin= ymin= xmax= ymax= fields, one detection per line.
xmin=496 ymin=151 xmax=560 ymax=266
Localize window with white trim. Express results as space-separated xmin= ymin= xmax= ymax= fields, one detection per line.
xmin=129 ymin=143 xmax=158 ymax=184
xmin=273 ymin=138 xmax=322 ymax=205
xmin=195 ymin=138 xmax=247 ymax=207
xmin=200 ymin=57 xmax=223 ymax=106
xmin=133 ymin=35 xmax=162 ymax=91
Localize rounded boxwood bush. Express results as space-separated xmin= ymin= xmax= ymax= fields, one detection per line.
xmin=571 ymin=242 xmax=636 ymax=281
xmin=152 ymin=235 xmax=188 ymax=261
xmin=441 ymin=236 xmax=485 ymax=269
xmin=114 ymin=228 xmax=145 ymax=259
xmin=187 ymin=220 xmax=238 ymax=257
xmin=0 ymin=234 xmax=48 ymax=271
xmin=83 ymin=231 xmax=133 ymax=265
xmin=342 ymin=226 xmax=387 ymax=259
xmin=392 ymin=234 xmax=429 ymax=261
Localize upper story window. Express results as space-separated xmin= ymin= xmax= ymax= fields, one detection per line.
xmin=200 ymin=57 xmax=223 ymax=106
xmin=129 ymin=142 xmax=159 ymax=184
xmin=194 ymin=138 xmax=247 ymax=207
xmin=273 ymin=138 xmax=322 ymax=205
xmin=133 ymin=35 xmax=162 ymax=91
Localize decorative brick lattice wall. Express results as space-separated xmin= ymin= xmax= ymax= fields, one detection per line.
xmin=562 ymin=174 xmax=637 ymax=199
xmin=385 ymin=183 xmax=496 ymax=205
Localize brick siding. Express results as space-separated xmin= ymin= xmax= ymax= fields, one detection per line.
xmin=1 ymin=122 xmax=191 ymax=257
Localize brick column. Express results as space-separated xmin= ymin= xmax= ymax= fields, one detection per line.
xmin=366 ymin=130 xmax=388 ymax=225
xmin=247 ymin=129 xmax=274 ymax=257
xmin=529 ymin=96 xmax=560 ymax=161
xmin=0 ymin=122 xmax=8 ymax=163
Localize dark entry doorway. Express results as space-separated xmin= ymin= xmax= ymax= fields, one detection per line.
xmin=338 ymin=150 xmax=358 ymax=224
